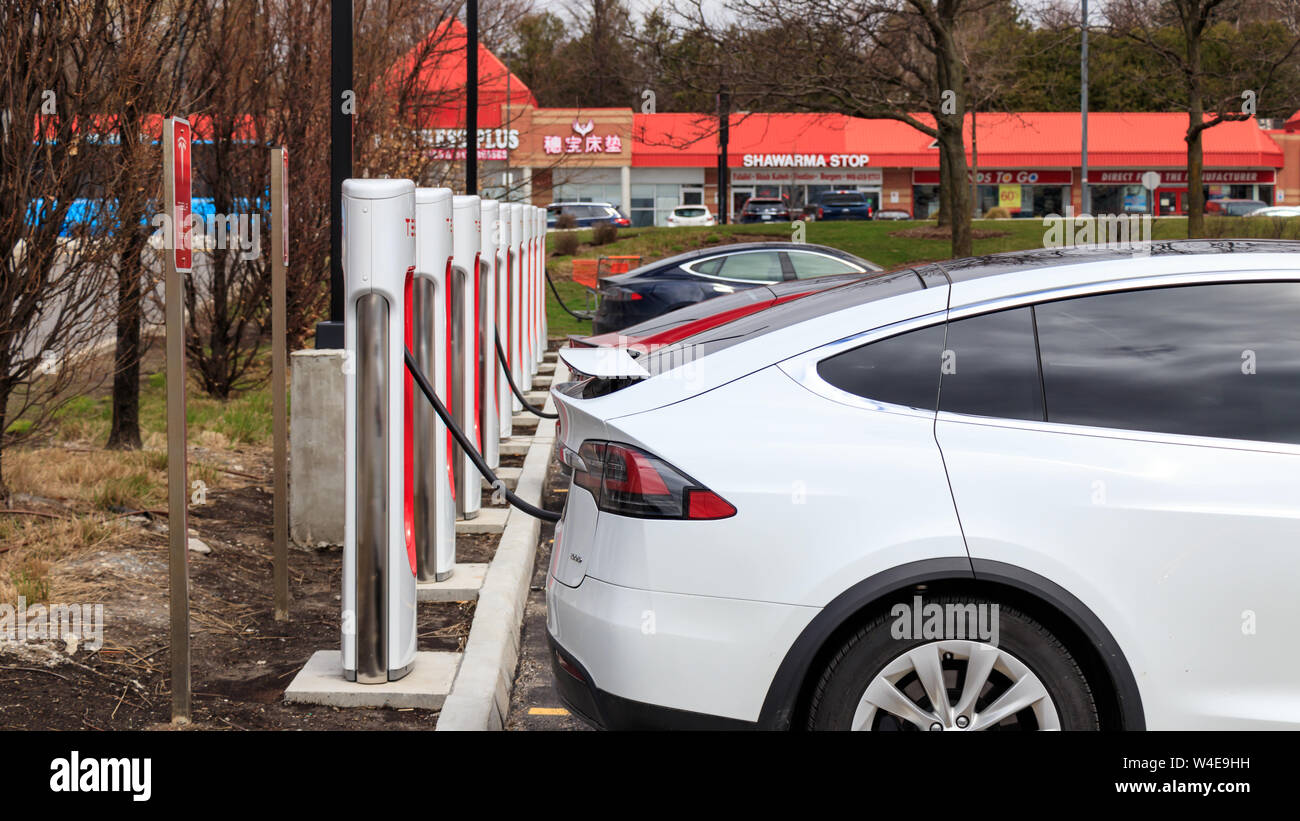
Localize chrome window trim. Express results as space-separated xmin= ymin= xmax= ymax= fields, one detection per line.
xmin=777 ymin=311 xmax=947 ymax=418
xmin=683 ymin=249 xmax=787 ymax=283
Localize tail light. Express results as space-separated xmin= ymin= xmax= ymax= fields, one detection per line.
xmin=602 ymin=285 xmax=642 ymax=301
xmin=817 ymin=207 xmax=824 ymax=219
xmin=614 ymin=217 xmax=631 ymax=227
xmin=571 ymin=441 xmax=736 ymax=520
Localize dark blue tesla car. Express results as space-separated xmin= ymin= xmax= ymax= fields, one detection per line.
xmin=589 ymin=241 xmax=879 ymax=333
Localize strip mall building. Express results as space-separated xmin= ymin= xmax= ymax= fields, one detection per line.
xmin=416 ymin=22 xmax=1295 ymax=225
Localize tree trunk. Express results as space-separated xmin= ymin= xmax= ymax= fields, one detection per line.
xmin=1185 ymin=13 xmax=1205 ymax=238
xmin=936 ymin=144 xmax=951 ymax=226
xmin=107 ymin=230 xmax=145 ymax=450
xmin=941 ymin=121 xmax=973 ymax=257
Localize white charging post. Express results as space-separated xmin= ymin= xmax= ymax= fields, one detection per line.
xmin=497 ymin=203 xmax=514 ymax=437
xmin=478 ymin=199 xmax=500 ymax=470
xmin=531 ymin=206 xmax=543 ymax=375
xmin=412 ymin=188 xmax=456 ymax=582
xmin=450 ymin=195 xmax=482 ymax=520
xmin=342 ymin=178 xmax=418 ymax=684
xmin=538 ymin=207 xmax=548 ymax=347
xmin=520 ymin=207 xmax=534 ymax=391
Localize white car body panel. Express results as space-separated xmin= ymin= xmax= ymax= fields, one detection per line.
xmin=547 ymin=245 xmax=1300 ymax=729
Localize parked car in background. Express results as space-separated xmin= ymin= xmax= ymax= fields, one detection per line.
xmin=1244 ymin=205 xmax=1300 ymax=218
xmin=812 ymin=190 xmax=873 ymax=221
xmin=1206 ymin=198 xmax=1269 ymax=216
xmin=572 ymin=272 xmax=868 ymax=352
xmin=874 ymin=209 xmax=912 ymax=221
xmin=738 ymin=196 xmax=793 ymax=223
xmin=547 ymin=202 xmax=631 ymax=229
xmin=666 ymin=205 xmax=716 ymax=227
xmin=549 ymin=239 xmax=1300 ymax=730
xmin=589 ymin=242 xmax=880 ymax=333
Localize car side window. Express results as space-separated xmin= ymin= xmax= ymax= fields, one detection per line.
xmin=1034 ymin=282 xmax=1300 ymax=444
xmin=939 ymin=307 xmax=1044 ymax=421
xmin=713 ymin=251 xmax=785 ymax=281
xmin=688 ymin=257 xmax=724 ymax=275
xmin=817 ymin=323 xmax=945 ymax=411
xmin=786 ymin=251 xmax=863 ymax=279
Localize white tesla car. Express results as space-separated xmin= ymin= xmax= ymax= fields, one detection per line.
xmin=545 ymin=239 xmax=1300 ymax=731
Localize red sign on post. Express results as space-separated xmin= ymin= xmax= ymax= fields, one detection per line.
xmin=169 ymin=117 xmax=193 ymax=272
xmin=281 ymin=149 xmax=289 ymax=267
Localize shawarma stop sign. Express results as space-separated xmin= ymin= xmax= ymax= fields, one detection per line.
xmin=169 ymin=117 xmax=193 ymax=272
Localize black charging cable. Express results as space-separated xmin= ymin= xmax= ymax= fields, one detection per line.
xmin=495 ymin=329 xmax=558 ymax=419
xmin=545 ymin=269 xmax=594 ymax=322
xmin=404 ymin=347 xmax=561 ymax=523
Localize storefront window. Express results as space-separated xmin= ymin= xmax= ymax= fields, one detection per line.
xmin=1090 ymin=185 xmax=1151 ymax=215
xmin=553 ymin=183 xmax=622 ymax=208
xmin=630 ymin=183 xmax=685 ymax=227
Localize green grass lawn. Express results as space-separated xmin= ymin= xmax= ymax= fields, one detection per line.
xmin=544 ymin=217 xmax=1197 ymax=338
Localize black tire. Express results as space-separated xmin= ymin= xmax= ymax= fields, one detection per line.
xmin=807 ymin=594 xmax=1099 ymax=730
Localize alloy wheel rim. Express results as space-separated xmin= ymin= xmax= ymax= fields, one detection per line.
xmin=852 ymin=639 xmax=1060 ymax=731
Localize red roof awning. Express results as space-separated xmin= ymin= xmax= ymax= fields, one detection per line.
xmin=632 ymin=111 xmax=1283 ymax=169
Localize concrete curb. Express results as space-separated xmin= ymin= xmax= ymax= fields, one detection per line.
xmin=435 ymin=381 xmax=557 ymax=731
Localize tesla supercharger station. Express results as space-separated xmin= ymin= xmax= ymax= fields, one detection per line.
xmin=342 ymin=178 xmax=418 ymax=684
xmin=510 ymin=206 xmax=527 ymax=395
xmin=538 ymin=207 xmax=548 ymax=348
xmin=450 ymin=195 xmax=482 ymax=520
xmin=520 ymin=209 xmax=535 ymax=392
xmin=497 ymin=204 xmax=514 ymax=437
xmin=532 ymin=207 xmax=544 ymax=375
xmin=478 ymin=199 xmax=500 ymax=470
xmin=412 ymin=187 xmax=456 ymax=582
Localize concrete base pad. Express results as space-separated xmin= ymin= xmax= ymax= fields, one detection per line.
xmin=510 ymin=414 xmax=539 ymax=431
xmin=481 ymin=466 xmax=521 ymax=490
xmin=524 ymin=391 xmax=548 ymax=406
xmin=499 ymin=441 xmax=530 ymax=456
xmin=455 ymin=506 xmax=508 ymax=534
xmin=283 ymin=650 xmax=458 ymax=710
xmin=417 ymin=562 xmax=487 ymax=602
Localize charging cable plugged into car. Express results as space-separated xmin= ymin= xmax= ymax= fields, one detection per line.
xmin=404 ymin=347 xmax=560 ymax=523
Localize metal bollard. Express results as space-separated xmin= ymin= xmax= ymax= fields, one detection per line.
xmin=478 ymin=199 xmax=500 ymax=470
xmin=451 ymin=195 xmax=482 ymax=520
xmin=497 ymin=203 xmax=515 ymax=435
xmin=342 ymin=178 xmax=418 ymax=684
xmin=413 ymin=187 xmax=456 ymax=582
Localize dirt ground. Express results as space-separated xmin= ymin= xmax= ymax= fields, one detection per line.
xmin=0 ymin=446 xmax=498 ymax=730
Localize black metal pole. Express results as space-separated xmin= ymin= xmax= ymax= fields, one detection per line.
xmin=319 ymin=0 xmax=352 ymax=349
xmin=717 ymin=90 xmax=729 ymax=225
xmin=466 ymin=0 xmax=477 ymax=195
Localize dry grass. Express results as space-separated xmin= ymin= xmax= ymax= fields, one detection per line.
xmin=0 ymin=445 xmax=225 ymax=606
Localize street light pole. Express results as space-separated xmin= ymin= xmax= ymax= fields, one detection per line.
xmin=1081 ymin=0 xmax=1090 ymax=215
xmin=466 ymin=0 xmax=477 ymax=195
xmin=320 ymin=0 xmax=352 ymax=350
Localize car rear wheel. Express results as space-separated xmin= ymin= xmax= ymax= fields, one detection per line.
xmin=807 ymin=596 xmax=1099 ymax=730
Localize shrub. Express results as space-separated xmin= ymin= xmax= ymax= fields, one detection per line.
xmin=553 ymin=232 xmax=580 ymax=256
xmin=590 ymin=221 xmax=618 ymax=246
xmin=555 ymin=213 xmax=577 ymax=229
xmin=983 ymin=207 xmax=1010 ymax=219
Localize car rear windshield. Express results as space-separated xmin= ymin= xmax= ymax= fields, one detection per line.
xmin=634 ymin=269 xmax=932 ymax=376
xmin=745 ymin=200 xmax=783 ymax=210
xmin=675 ymin=207 xmax=707 ymax=217
xmin=822 ymin=194 xmax=866 ymax=206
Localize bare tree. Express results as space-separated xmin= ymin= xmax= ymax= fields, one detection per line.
xmin=102 ymin=0 xmax=201 ymax=447
xmin=1109 ymin=0 xmax=1300 ymax=236
xmin=0 ymin=1 xmax=120 ymax=500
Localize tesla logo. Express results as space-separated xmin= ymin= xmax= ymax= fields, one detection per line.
xmin=568 ymin=553 xmax=583 ymax=564
xmin=572 ymin=119 xmax=594 ymax=136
